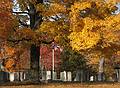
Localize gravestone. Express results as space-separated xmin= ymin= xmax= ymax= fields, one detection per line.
xmin=60 ymin=71 xmax=67 ymax=81
xmin=46 ymin=71 xmax=51 ymax=80
xmin=13 ymin=72 xmax=26 ymax=81
xmin=60 ymin=72 xmax=63 ymax=81
xmin=42 ymin=71 xmax=46 ymax=80
xmin=53 ymin=72 xmax=57 ymax=80
xmin=20 ymin=72 xmax=25 ymax=81
xmin=118 ymin=69 xmax=120 ymax=82
xmin=90 ymin=76 xmax=94 ymax=81
xmin=74 ymin=70 xmax=80 ymax=81
xmin=23 ymin=72 xmax=26 ymax=80
xmin=114 ymin=67 xmax=120 ymax=82
xmin=74 ymin=70 xmax=83 ymax=82
xmin=67 ymin=72 xmax=72 ymax=81
xmin=14 ymin=72 xmax=18 ymax=81
xmin=9 ymin=72 xmax=14 ymax=82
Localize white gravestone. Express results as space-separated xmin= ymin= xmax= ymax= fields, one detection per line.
xmin=9 ymin=72 xmax=14 ymax=82
xmin=67 ymin=72 xmax=72 ymax=81
xmin=46 ymin=71 xmax=51 ymax=80
xmin=53 ymin=72 xmax=57 ymax=80
xmin=90 ymin=76 xmax=94 ymax=81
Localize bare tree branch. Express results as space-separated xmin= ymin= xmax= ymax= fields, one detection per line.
xmin=12 ymin=11 xmax=29 ymax=14
xmin=19 ymin=19 xmax=29 ymax=27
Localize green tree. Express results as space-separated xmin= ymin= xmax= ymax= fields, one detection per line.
xmin=60 ymin=48 xmax=87 ymax=71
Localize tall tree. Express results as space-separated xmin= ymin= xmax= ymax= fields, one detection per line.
xmin=28 ymin=0 xmax=43 ymax=81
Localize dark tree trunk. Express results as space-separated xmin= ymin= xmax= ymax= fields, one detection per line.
xmin=30 ymin=45 xmax=40 ymax=81
xmin=29 ymin=0 xmax=43 ymax=81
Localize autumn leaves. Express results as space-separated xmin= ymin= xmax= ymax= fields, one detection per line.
xmin=69 ymin=1 xmax=120 ymax=51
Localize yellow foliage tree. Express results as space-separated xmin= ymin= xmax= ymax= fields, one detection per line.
xmin=35 ymin=0 xmax=120 ymax=69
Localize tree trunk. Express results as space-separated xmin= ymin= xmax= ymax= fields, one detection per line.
xmin=29 ymin=0 xmax=43 ymax=82
xmin=98 ymin=57 xmax=104 ymax=81
xmin=30 ymin=45 xmax=40 ymax=81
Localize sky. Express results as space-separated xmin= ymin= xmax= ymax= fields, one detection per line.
xmin=115 ymin=3 xmax=120 ymax=14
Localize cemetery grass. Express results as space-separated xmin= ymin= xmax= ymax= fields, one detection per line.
xmin=0 ymin=83 xmax=120 ymax=88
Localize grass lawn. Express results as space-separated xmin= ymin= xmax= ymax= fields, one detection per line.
xmin=0 ymin=83 xmax=120 ymax=88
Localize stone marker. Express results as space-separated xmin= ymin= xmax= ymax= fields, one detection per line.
xmin=90 ymin=76 xmax=94 ymax=81
xmin=42 ymin=71 xmax=46 ymax=80
xmin=67 ymin=72 xmax=72 ymax=81
xmin=74 ymin=70 xmax=80 ymax=81
xmin=60 ymin=71 xmax=67 ymax=81
xmin=53 ymin=72 xmax=57 ymax=80
xmin=9 ymin=72 xmax=14 ymax=82
xmin=46 ymin=71 xmax=51 ymax=80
